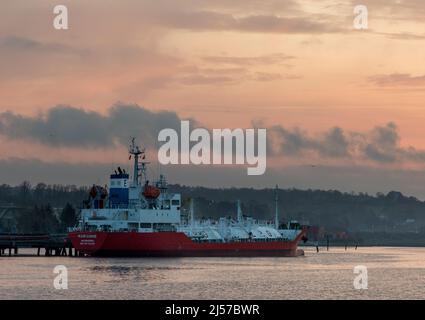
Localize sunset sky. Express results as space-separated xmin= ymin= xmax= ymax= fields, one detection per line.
xmin=2 ymin=0 xmax=425 ymax=197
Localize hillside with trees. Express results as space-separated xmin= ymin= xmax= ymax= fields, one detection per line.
xmin=1 ymin=182 xmax=425 ymax=245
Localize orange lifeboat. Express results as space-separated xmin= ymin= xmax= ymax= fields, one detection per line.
xmin=143 ymin=185 xmax=161 ymax=199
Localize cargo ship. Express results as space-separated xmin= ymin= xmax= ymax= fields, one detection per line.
xmin=69 ymin=139 xmax=308 ymax=257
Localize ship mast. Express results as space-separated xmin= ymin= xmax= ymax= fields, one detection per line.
xmin=190 ymin=198 xmax=195 ymax=230
xmin=129 ymin=137 xmax=143 ymax=186
xmin=237 ymin=200 xmax=243 ymax=222
xmin=274 ymin=185 xmax=279 ymax=229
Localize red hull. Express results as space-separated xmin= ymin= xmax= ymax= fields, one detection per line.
xmin=68 ymin=229 xmax=306 ymax=257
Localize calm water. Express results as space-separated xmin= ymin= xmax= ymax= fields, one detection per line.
xmin=1 ymin=247 xmax=424 ymax=299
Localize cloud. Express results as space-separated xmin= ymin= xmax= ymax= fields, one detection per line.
xmin=0 ymin=104 xmax=188 ymax=149
xmin=167 ymin=62 xmax=298 ymax=86
xmin=0 ymin=36 xmax=73 ymax=53
xmin=252 ymin=72 xmax=300 ymax=81
xmin=374 ymin=32 xmax=425 ymax=40
xmin=369 ymin=73 xmax=425 ymax=87
xmin=0 ymin=34 xmax=181 ymax=84
xmin=178 ymin=74 xmax=238 ymax=85
xmin=351 ymin=0 xmax=425 ymax=17
xmin=196 ymin=0 xmax=300 ymax=13
xmin=202 ymin=53 xmax=295 ymax=65
xmin=252 ymin=72 xmax=283 ymax=82
xmin=362 ymin=122 xmax=400 ymax=163
xmin=266 ymin=121 xmax=425 ymax=164
xmin=266 ymin=124 xmax=350 ymax=158
xmin=348 ymin=1 xmax=425 ymax=39
xmin=155 ymin=10 xmax=344 ymax=34
xmin=0 ymin=36 xmax=89 ymax=79
xmin=2 ymin=105 xmax=425 ymax=166
xmin=232 ymin=14 xmax=342 ymax=34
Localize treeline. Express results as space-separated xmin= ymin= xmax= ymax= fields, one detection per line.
xmin=1 ymin=181 xmax=425 ymax=234
xmin=0 ymin=182 xmax=88 ymax=207
xmin=170 ymin=186 xmax=425 ymax=233
xmin=0 ymin=182 xmax=82 ymax=233
xmin=15 ymin=203 xmax=78 ymax=234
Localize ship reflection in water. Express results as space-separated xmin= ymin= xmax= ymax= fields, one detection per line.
xmin=1 ymin=247 xmax=425 ymax=299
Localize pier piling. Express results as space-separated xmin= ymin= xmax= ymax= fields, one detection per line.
xmin=1 ymin=234 xmax=73 ymax=257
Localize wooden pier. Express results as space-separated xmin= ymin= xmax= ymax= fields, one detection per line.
xmin=0 ymin=233 xmax=81 ymax=257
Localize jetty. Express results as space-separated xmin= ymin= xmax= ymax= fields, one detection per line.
xmin=0 ymin=233 xmax=79 ymax=257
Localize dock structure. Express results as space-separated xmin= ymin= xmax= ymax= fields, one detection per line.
xmin=0 ymin=234 xmax=79 ymax=257
xmin=0 ymin=205 xmax=28 ymax=232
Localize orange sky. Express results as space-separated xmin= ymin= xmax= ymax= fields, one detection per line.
xmin=1 ymin=0 xmax=425 ymax=196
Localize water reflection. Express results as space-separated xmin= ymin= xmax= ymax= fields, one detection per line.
xmin=1 ymin=247 xmax=425 ymax=299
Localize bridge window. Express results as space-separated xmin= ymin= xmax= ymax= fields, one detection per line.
xmin=140 ymin=223 xmax=151 ymax=228
xmin=161 ymin=200 xmax=171 ymax=210
xmin=128 ymin=223 xmax=138 ymax=231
